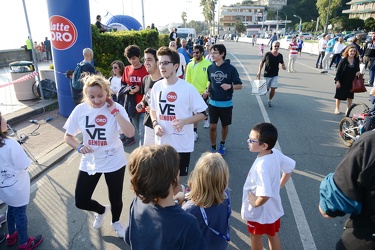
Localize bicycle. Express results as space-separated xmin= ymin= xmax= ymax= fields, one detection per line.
xmin=338 ymin=102 xmax=371 ymax=147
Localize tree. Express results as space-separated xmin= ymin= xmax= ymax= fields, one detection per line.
xmin=235 ymin=22 xmax=246 ymax=34
xmin=181 ymin=11 xmax=187 ymax=27
xmin=200 ymin=0 xmax=218 ymax=29
xmin=365 ymin=17 xmax=375 ymax=31
xmin=280 ymin=0 xmax=318 ymax=32
xmin=316 ymin=0 xmax=346 ymax=31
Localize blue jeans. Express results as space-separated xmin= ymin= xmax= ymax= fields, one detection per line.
xmin=131 ymin=112 xmax=145 ymax=146
xmin=369 ymin=60 xmax=375 ymax=85
xmin=7 ymin=205 xmax=28 ymax=244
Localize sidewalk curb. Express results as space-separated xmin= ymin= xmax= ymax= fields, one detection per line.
xmin=4 ymin=99 xmax=58 ymax=126
xmin=29 ymin=134 xmax=82 ymax=181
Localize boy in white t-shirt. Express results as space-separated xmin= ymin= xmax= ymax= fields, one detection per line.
xmin=241 ymin=122 xmax=295 ymax=250
xmin=150 ymin=46 xmax=207 ymax=194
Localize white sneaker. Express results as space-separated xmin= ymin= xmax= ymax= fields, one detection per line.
xmin=194 ymin=132 xmax=198 ymax=142
xmin=112 ymin=221 xmax=125 ymax=238
xmin=93 ymin=205 xmax=110 ymax=229
xmin=203 ymin=119 xmax=210 ymax=128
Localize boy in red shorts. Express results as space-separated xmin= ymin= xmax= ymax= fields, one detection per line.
xmin=241 ymin=123 xmax=295 ymax=250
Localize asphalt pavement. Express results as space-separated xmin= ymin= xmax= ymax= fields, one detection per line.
xmin=0 ymin=41 xmax=372 ymax=249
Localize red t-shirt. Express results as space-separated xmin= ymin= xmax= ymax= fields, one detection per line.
xmin=121 ymin=65 xmax=148 ymax=113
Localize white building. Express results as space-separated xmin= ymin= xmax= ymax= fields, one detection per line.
xmin=252 ymin=0 xmax=288 ymax=10
xmin=342 ymin=0 xmax=375 ymax=20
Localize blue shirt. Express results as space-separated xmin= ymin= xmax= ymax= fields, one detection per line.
xmin=178 ymin=47 xmax=191 ymax=64
xmin=325 ymin=38 xmax=336 ymax=53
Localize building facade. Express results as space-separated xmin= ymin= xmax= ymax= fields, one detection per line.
xmin=252 ymin=0 xmax=287 ymax=10
xmin=342 ymin=0 xmax=375 ymax=20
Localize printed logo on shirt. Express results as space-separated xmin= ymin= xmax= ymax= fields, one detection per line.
xmin=158 ymin=91 xmax=176 ymax=121
xmin=211 ymin=71 xmax=228 ymax=83
xmin=203 ymin=67 xmax=207 ymax=72
xmin=95 ymin=115 xmax=107 ymax=126
xmin=166 ymin=91 xmax=177 ymax=102
xmin=129 ymin=76 xmax=142 ymax=83
xmin=85 ymin=116 xmax=108 ymax=146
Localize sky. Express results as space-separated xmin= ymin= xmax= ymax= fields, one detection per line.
xmin=0 ymin=0 xmax=236 ymax=50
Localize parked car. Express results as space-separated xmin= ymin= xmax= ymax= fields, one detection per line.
xmin=300 ymin=33 xmax=313 ymax=40
xmin=347 ymin=33 xmax=367 ymax=43
xmin=343 ymin=33 xmax=355 ymax=41
xmin=281 ymin=35 xmax=293 ymax=42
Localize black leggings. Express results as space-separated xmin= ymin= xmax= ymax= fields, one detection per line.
xmin=330 ymin=54 xmax=341 ymax=68
xmin=75 ymin=166 xmax=125 ymax=222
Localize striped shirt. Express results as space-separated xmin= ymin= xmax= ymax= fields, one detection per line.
xmin=289 ymin=42 xmax=298 ymax=55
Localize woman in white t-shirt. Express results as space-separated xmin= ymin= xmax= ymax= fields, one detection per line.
xmin=0 ymin=113 xmax=43 ymax=248
xmin=330 ymin=37 xmax=345 ymax=70
xmin=64 ymin=74 xmax=135 ymax=238
xmin=109 ymin=60 xmax=125 ymax=102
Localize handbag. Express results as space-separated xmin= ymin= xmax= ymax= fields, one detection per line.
xmin=350 ymin=74 xmax=366 ymax=93
xmin=252 ymin=79 xmax=267 ymax=95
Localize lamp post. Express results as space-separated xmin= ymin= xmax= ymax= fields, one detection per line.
xmin=293 ymin=14 xmax=302 ymax=35
xmin=279 ymin=11 xmax=287 ymax=36
xmin=324 ymin=0 xmax=332 ymax=34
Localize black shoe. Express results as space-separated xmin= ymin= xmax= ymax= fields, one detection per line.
xmin=320 ymin=71 xmax=327 ymax=74
xmin=123 ymin=137 xmax=136 ymax=146
xmin=319 ymin=66 xmax=323 ymax=69
xmin=315 ymin=65 xmax=318 ymax=68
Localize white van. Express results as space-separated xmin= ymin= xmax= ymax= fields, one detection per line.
xmin=177 ymin=28 xmax=196 ymax=41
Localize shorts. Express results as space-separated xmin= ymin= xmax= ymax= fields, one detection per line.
xmin=208 ymin=104 xmax=233 ymax=126
xmin=179 ymin=152 xmax=191 ymax=176
xmin=265 ymin=76 xmax=278 ymax=90
xmin=247 ymin=218 xmax=280 ymax=236
xmin=297 ymin=48 xmax=302 ymax=52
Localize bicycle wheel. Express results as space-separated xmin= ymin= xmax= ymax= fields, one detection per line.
xmin=345 ymin=102 xmax=370 ymax=118
xmin=339 ymin=117 xmax=358 ymax=147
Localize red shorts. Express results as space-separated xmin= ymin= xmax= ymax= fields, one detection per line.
xmin=247 ymin=218 xmax=280 ymax=236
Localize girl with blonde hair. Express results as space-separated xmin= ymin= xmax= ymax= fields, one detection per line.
xmin=64 ymin=74 xmax=135 ymax=238
xmin=181 ymin=152 xmax=231 ymax=250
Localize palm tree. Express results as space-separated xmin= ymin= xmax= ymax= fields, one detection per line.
xmin=181 ymin=11 xmax=187 ymax=27
xmin=200 ymin=0 xmax=217 ymax=30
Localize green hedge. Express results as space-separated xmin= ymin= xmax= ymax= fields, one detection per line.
xmin=92 ymin=25 xmax=169 ymax=77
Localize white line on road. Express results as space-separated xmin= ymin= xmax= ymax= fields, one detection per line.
xmin=230 ymin=52 xmax=317 ymax=250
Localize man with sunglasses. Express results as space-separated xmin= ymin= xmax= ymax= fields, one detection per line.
xmin=256 ymin=41 xmax=286 ymax=107
xmin=186 ymin=45 xmax=213 ymax=140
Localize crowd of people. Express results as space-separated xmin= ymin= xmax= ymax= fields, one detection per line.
xmin=1 ymin=27 xmax=373 ymax=249
xmin=25 ymin=36 xmax=52 ymax=62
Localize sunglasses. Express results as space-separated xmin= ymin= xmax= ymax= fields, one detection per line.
xmin=274 ymin=46 xmax=280 ymax=48
xmin=193 ymin=51 xmax=201 ymax=54
xmin=248 ymin=137 xmax=262 ymax=144
xmin=112 ymin=66 xmax=118 ymax=69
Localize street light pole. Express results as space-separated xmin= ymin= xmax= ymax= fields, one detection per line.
xmin=325 ymin=0 xmax=332 ymax=34
xmin=279 ymin=11 xmax=287 ymax=36
xmin=293 ymin=14 xmax=302 ymax=34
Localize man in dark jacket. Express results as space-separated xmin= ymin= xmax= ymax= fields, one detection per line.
xmin=206 ymin=44 xmax=242 ymax=155
xmin=319 ymin=131 xmax=375 ymax=250
xmin=362 ymin=33 xmax=375 ymax=86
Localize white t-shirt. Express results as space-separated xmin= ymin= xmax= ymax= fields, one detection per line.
xmin=0 ymin=138 xmax=31 ymax=206
xmin=318 ymin=39 xmax=327 ymax=52
xmin=150 ymin=79 xmax=207 ymax=152
xmin=241 ymin=148 xmax=295 ymax=224
xmin=177 ymin=53 xmax=187 ymax=78
xmin=110 ymin=76 xmax=122 ymax=94
xmin=64 ymin=102 xmax=130 ymax=173
xmin=333 ymin=42 xmax=345 ymax=54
